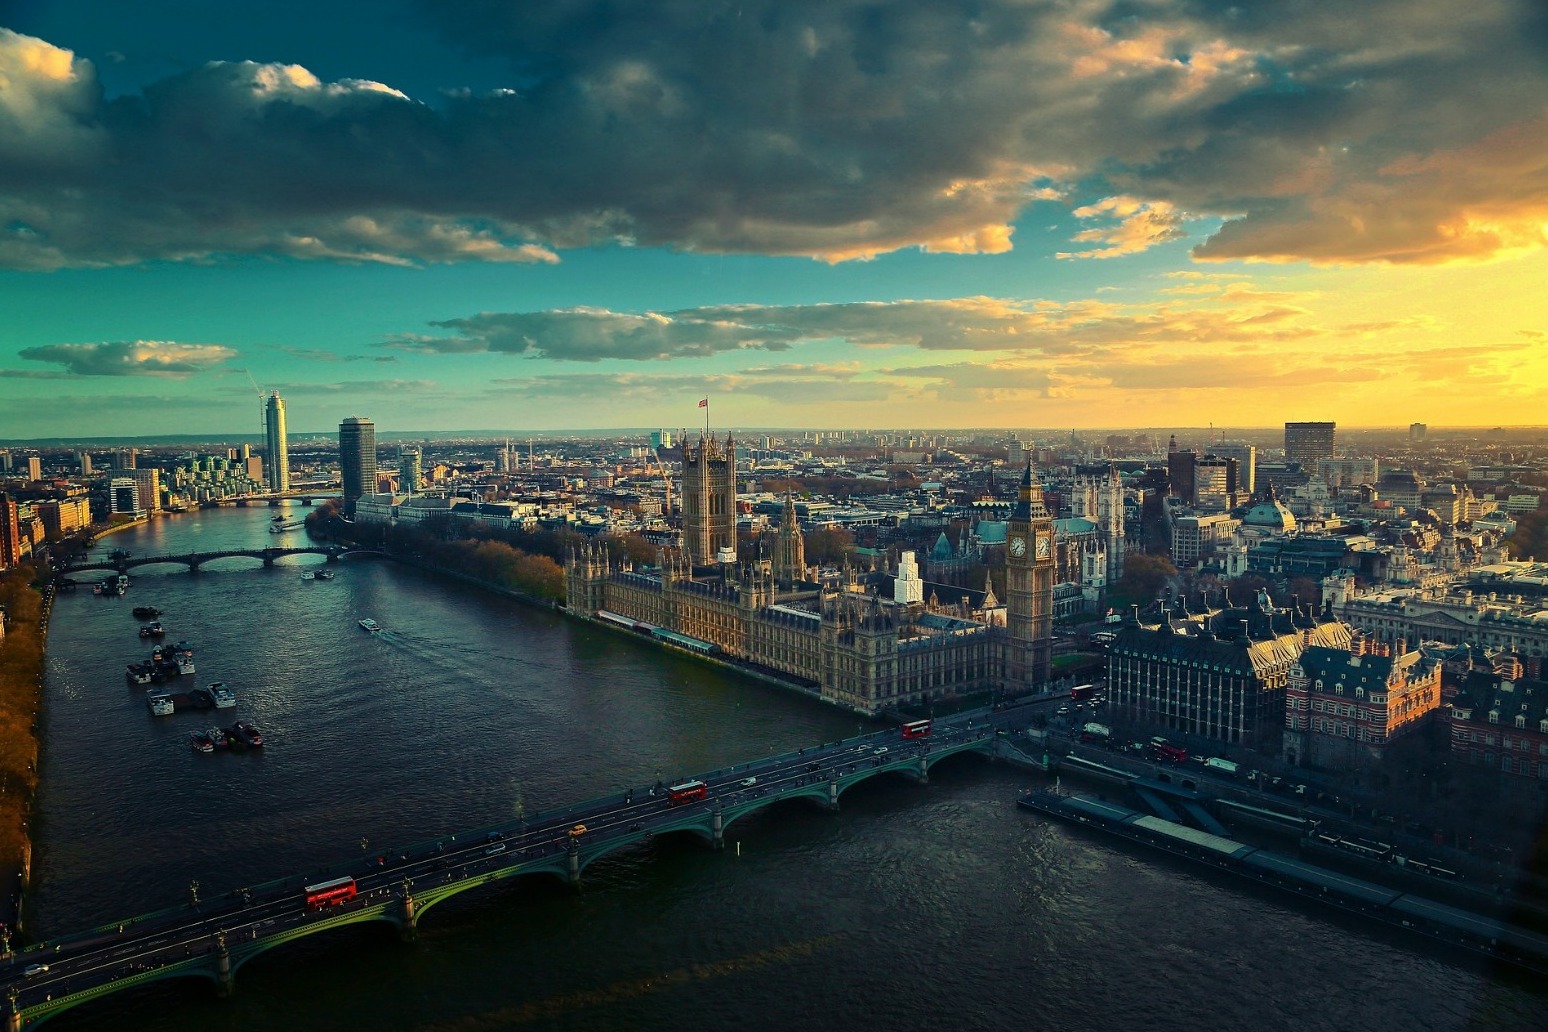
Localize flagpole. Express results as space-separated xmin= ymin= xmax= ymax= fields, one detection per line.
xmin=704 ymin=397 xmax=710 ymax=439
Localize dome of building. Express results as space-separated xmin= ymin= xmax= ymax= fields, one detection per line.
xmin=1243 ymin=489 xmax=1297 ymax=532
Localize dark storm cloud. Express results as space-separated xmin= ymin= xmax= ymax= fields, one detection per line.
xmin=2 ymin=1 xmax=1546 ymax=268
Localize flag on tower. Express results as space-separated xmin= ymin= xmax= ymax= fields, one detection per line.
xmin=698 ymin=397 xmax=708 ymax=408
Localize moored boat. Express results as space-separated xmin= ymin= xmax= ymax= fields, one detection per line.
xmin=190 ymin=729 xmax=215 ymax=753
xmin=125 ymin=663 xmax=152 ymax=686
xmin=228 ymin=721 xmax=264 ymax=748
xmin=148 ymin=693 xmax=174 ymax=717
xmin=358 ymin=618 xmax=382 ymax=633
xmin=132 ymin=606 xmax=160 ymax=619
xmin=208 ymin=682 xmax=237 ymax=709
xmin=138 ymin=621 xmax=166 ymax=639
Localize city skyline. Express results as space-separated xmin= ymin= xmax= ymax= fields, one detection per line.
xmin=1 ymin=2 xmax=1545 ymax=438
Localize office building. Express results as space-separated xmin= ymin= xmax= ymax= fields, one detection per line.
xmin=26 ymin=456 xmax=41 ymax=481
xmin=1108 ymin=598 xmax=1353 ymax=748
xmin=1283 ymin=638 xmax=1441 ymax=769
xmin=339 ymin=416 xmax=377 ymax=515
xmin=35 ymin=498 xmax=90 ymax=541
xmin=265 ymin=391 xmax=290 ymax=493
xmin=1284 ymin=421 xmax=1336 ymax=470
xmin=126 ymin=468 xmax=162 ymax=512
xmin=77 ymin=452 xmax=93 ymax=477
xmin=1410 ymin=422 xmax=1428 ymax=442
xmin=398 ymin=447 xmax=423 ymax=494
xmin=0 ymin=493 xmax=21 ymax=569
xmin=1211 ymin=442 xmax=1256 ymax=496
xmin=110 ymin=478 xmax=143 ymax=518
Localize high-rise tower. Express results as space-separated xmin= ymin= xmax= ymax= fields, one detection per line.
xmin=1285 ymin=421 xmax=1336 ymax=470
xmin=265 ymin=391 xmax=290 ymax=493
xmin=680 ymin=430 xmax=737 ymax=565
xmin=339 ymin=416 xmax=377 ymax=515
xmin=1004 ymin=461 xmax=1055 ymax=691
xmin=398 ymin=446 xmax=423 ymax=494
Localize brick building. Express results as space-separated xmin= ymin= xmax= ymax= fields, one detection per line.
xmin=1283 ymin=637 xmax=1442 ymax=769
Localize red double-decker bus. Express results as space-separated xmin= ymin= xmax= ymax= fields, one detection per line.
xmin=304 ymin=876 xmax=357 ymax=910
xmin=666 ymin=780 xmax=708 ymax=805
xmin=901 ymin=719 xmax=932 ymax=739
xmin=1151 ymin=741 xmax=1188 ymax=764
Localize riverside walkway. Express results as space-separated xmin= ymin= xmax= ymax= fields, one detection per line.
xmin=0 ymin=705 xmax=1032 ymax=1029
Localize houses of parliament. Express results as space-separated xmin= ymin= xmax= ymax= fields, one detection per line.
xmin=565 ymin=430 xmax=1056 ymax=715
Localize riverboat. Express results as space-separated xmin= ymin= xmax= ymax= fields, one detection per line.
xmin=147 ymin=693 xmax=174 ymax=717
xmin=300 ymin=571 xmax=315 ymax=581
xmin=358 ymin=618 xmax=382 ymax=633
xmin=131 ymin=606 xmax=160 ymax=619
xmin=125 ymin=663 xmax=152 ymax=686
xmin=314 ymin=569 xmax=335 ymax=580
xmin=208 ymin=682 xmax=237 ymax=709
xmin=138 ymin=621 xmax=166 ymax=639
xmin=190 ymin=729 xmax=216 ymax=754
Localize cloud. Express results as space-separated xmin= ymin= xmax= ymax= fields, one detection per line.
xmin=1059 ymin=196 xmax=1187 ymax=259
xmin=398 ymin=292 xmax=1350 ymax=364
xmin=485 ymin=369 xmax=902 ymax=408
xmin=16 ymin=340 xmax=237 ymax=376
xmin=0 ymin=3 xmax=1543 ymax=268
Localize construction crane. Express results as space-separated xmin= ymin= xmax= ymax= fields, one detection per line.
xmin=645 ymin=442 xmax=673 ymax=519
xmin=242 ymin=369 xmax=267 ymax=440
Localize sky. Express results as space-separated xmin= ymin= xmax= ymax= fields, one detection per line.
xmin=0 ymin=0 xmax=1545 ymax=440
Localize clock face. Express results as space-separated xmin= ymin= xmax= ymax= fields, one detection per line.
xmin=1009 ymin=536 xmax=1026 ymax=558
xmin=1035 ymin=534 xmax=1051 ymax=559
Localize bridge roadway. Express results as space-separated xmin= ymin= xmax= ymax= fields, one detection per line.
xmin=0 ymin=703 xmax=1043 ymax=1028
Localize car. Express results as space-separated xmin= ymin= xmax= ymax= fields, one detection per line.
xmin=739 ymin=777 xmax=757 ymax=787
xmin=23 ymin=964 xmax=48 ymax=977
xmin=872 ymin=747 xmax=889 ymax=756
xmin=484 ymin=843 xmax=507 ymax=855
xmin=1056 ymin=705 xmax=1070 ymax=716
xmin=568 ymin=824 xmax=588 ymax=837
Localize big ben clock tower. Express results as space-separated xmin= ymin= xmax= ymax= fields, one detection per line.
xmin=1005 ymin=460 xmax=1054 ymax=692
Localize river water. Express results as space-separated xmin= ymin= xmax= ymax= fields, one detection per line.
xmin=32 ymin=507 xmax=1545 ymax=1030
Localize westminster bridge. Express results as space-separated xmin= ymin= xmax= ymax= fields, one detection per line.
xmin=0 ymin=706 xmax=1042 ymax=1029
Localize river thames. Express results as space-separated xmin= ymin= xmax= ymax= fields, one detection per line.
xmin=31 ymin=506 xmax=1546 ymax=1030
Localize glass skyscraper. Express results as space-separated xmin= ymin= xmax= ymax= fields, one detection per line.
xmin=264 ymin=391 xmax=290 ymax=492
xmin=339 ymin=416 xmax=377 ymax=514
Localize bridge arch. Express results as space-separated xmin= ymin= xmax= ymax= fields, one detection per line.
xmin=224 ymin=908 xmax=403 ymax=980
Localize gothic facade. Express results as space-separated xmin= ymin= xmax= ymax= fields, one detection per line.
xmin=680 ymin=431 xmax=737 ymax=565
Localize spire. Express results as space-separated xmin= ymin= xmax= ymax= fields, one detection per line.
xmin=982 ymin=570 xmax=999 ymax=608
